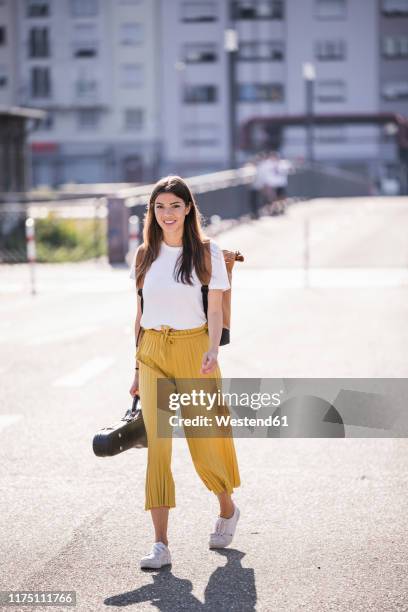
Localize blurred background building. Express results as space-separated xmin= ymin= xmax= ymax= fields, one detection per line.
xmin=0 ymin=0 xmax=161 ymax=186
xmin=0 ymin=0 xmax=407 ymax=192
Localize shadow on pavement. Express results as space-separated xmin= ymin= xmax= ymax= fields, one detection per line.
xmin=104 ymin=548 xmax=256 ymax=611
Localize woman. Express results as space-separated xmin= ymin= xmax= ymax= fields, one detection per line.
xmin=129 ymin=175 xmax=241 ymax=569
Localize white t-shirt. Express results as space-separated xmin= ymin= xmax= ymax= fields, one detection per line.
xmin=129 ymin=240 xmax=230 ymax=330
xmin=264 ymin=159 xmax=290 ymax=188
xmin=253 ymin=160 xmax=269 ymax=190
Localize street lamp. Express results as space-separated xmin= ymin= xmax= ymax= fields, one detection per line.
xmin=302 ymin=62 xmax=316 ymax=164
xmin=175 ymin=60 xmax=186 ymax=175
xmin=225 ymin=15 xmax=239 ymax=170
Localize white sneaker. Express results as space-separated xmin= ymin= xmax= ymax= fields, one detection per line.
xmin=140 ymin=541 xmax=172 ymax=569
xmin=209 ymin=504 xmax=240 ymax=549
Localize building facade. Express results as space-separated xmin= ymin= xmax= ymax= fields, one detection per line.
xmin=0 ymin=0 xmax=407 ymax=189
xmin=0 ymin=0 xmax=18 ymax=107
xmin=2 ymin=0 xmax=161 ymax=186
xmin=160 ymin=0 xmax=408 ymax=190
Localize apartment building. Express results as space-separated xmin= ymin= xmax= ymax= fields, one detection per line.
xmin=380 ymin=0 xmax=408 ymax=116
xmin=378 ymin=0 xmax=408 ymax=188
xmin=1 ymin=0 xmax=407 ymax=188
xmin=0 ymin=0 xmax=17 ymax=107
xmin=4 ymin=0 xmax=161 ymax=186
xmin=159 ymin=0 xmax=230 ymax=176
xmin=160 ymin=0 xmax=408 ymax=188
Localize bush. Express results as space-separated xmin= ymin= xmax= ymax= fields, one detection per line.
xmin=35 ymin=213 xmax=107 ymax=263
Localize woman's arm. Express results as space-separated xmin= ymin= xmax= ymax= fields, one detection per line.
xmin=134 ymin=292 xmax=143 ymax=362
xmin=130 ymin=292 xmax=142 ymax=395
xmin=201 ymin=289 xmax=223 ymax=374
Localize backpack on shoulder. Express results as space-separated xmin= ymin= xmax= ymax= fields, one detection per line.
xmin=135 ymin=240 xmax=244 ymax=346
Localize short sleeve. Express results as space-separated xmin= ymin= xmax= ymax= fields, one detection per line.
xmin=208 ymin=242 xmax=230 ymax=291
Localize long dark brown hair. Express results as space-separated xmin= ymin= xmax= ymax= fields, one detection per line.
xmin=136 ymin=175 xmax=210 ymax=286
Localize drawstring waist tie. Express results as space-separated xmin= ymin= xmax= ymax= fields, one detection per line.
xmin=142 ymin=323 xmax=208 ymax=361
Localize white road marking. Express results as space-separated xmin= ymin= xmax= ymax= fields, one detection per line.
xmin=236 ymin=268 xmax=408 ymax=289
xmin=0 ymin=283 xmax=26 ymax=293
xmin=0 ymin=281 xmax=131 ymax=295
xmin=27 ymin=325 xmax=101 ymax=346
xmin=0 ymin=321 xmax=13 ymax=329
xmin=0 ymin=415 xmax=22 ymax=433
xmin=52 ymin=356 xmax=116 ymax=387
xmin=310 ymin=268 xmax=408 ymax=288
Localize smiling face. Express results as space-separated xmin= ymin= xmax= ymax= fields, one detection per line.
xmin=153 ymin=191 xmax=191 ymax=242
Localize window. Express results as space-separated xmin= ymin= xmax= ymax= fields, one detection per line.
xmin=70 ymin=0 xmax=98 ymax=17
xmin=27 ymin=0 xmax=50 ymax=17
xmin=382 ymin=0 xmax=408 ymax=16
xmin=314 ymin=126 xmax=346 ymax=143
xmin=0 ymin=65 xmax=7 ymax=87
xmin=315 ymin=0 xmax=346 ymax=19
xmin=382 ymin=36 xmax=408 ymax=58
xmin=124 ymin=108 xmax=144 ymax=131
xmin=183 ymin=84 xmax=217 ymax=103
xmin=382 ymin=81 xmax=408 ymax=100
xmin=120 ymin=23 xmax=143 ymax=45
xmin=316 ymin=79 xmax=346 ymax=102
xmin=181 ymin=2 xmax=217 ymax=23
xmin=28 ymin=27 xmax=50 ymax=57
xmin=238 ymin=82 xmax=284 ymax=102
xmin=77 ymin=109 xmax=99 ymax=129
xmin=73 ymin=24 xmax=98 ymax=57
xmin=182 ymin=123 xmax=219 ymax=146
xmin=233 ymin=1 xmax=284 ymax=20
xmin=0 ymin=26 xmax=6 ymax=46
xmin=35 ymin=112 xmax=54 ymax=130
xmin=75 ymin=78 xmax=98 ymax=98
xmin=121 ymin=64 xmax=143 ymax=87
xmin=238 ymin=41 xmax=284 ymax=61
xmin=31 ymin=66 xmax=51 ymax=97
xmin=315 ymin=40 xmax=346 ymax=61
xmin=74 ymin=43 xmax=97 ymax=58
xmin=183 ymin=43 xmax=217 ymax=63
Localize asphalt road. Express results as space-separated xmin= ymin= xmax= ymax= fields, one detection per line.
xmin=1 ymin=196 xmax=408 ymax=611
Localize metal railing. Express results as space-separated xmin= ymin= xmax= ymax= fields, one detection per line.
xmin=0 ymin=162 xmax=375 ymax=265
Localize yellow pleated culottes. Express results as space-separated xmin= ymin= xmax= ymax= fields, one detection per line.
xmin=136 ymin=322 xmax=241 ymax=510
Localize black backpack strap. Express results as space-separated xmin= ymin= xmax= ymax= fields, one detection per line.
xmin=201 ymin=284 xmax=209 ymax=319
xmin=135 ymin=245 xmax=145 ymax=314
xmin=201 ymin=240 xmax=211 ymax=320
xmin=137 ymin=287 xmax=144 ymax=313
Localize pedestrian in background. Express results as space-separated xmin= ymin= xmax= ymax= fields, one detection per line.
xmin=274 ymin=155 xmax=292 ymax=203
xmin=263 ymin=151 xmax=292 ymax=215
xmin=247 ymin=153 xmax=264 ymax=219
